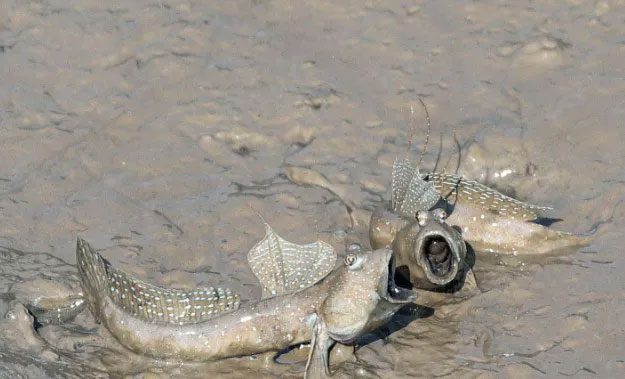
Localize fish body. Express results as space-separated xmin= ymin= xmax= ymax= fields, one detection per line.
xmin=370 ymin=165 xmax=588 ymax=304
xmin=379 ymin=160 xmax=589 ymax=256
xmin=9 ymin=278 xmax=86 ymax=325
xmin=76 ymin=237 xmax=414 ymax=377
xmin=426 ymin=173 xmax=589 ymax=255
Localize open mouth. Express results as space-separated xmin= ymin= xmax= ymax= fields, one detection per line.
xmin=414 ymin=223 xmax=466 ymax=286
xmin=423 ymin=236 xmax=454 ymax=277
xmin=386 ymin=254 xmax=416 ymax=303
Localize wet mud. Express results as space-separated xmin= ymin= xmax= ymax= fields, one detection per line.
xmin=1 ymin=0 xmax=624 ymax=377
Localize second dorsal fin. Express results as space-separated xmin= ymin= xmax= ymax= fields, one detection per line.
xmin=427 ymin=173 xmax=552 ymax=220
xmin=76 ymin=238 xmax=240 ymax=325
xmin=247 ymin=224 xmax=337 ymax=299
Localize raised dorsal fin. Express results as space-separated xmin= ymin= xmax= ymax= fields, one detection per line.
xmin=76 ymin=238 xmax=240 ymax=325
xmin=391 ymin=157 xmax=440 ymax=218
xmin=247 ymin=224 xmax=336 ymax=299
xmin=391 ymin=157 xmax=414 ymax=211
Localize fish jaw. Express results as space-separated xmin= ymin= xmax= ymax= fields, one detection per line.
xmin=381 ymin=250 xmax=418 ymax=304
xmin=371 ymin=204 xmax=469 ymax=290
xmin=392 ymin=219 xmax=467 ymax=290
xmin=412 ymin=217 xmax=467 ymax=286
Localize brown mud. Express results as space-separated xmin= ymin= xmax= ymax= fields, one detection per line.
xmin=0 ymin=1 xmax=623 ymax=377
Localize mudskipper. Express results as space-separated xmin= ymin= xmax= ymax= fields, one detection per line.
xmin=371 ymin=100 xmax=588 ymax=259
xmin=70 ymin=224 xmax=414 ymax=378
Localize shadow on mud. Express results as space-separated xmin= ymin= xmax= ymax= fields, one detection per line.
xmin=356 ymin=303 xmax=435 ymax=348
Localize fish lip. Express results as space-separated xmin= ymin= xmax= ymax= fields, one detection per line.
xmin=415 ymin=223 xmax=465 ymax=286
xmin=384 ymin=251 xmax=416 ymax=303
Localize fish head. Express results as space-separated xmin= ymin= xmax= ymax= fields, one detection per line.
xmin=319 ymin=248 xmax=415 ymax=343
xmin=400 ymin=210 xmax=467 ymax=288
xmin=369 ymin=202 xmax=410 ymax=250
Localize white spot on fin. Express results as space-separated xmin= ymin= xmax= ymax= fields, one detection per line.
xmin=247 ymin=223 xmax=337 ymax=299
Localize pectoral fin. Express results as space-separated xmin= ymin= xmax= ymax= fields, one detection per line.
xmin=305 ymin=317 xmax=335 ymax=379
xmin=458 ymin=266 xmax=480 ymax=297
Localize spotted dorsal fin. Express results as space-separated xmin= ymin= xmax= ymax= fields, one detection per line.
xmin=76 ymin=238 xmax=240 ymax=325
xmin=426 ymin=173 xmax=552 ymax=220
xmin=247 ymin=224 xmax=336 ymax=299
xmin=391 ymin=157 xmax=414 ymax=211
xmin=391 ymin=157 xmax=440 ymax=218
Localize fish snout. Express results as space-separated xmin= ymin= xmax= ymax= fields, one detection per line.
xmin=412 ymin=219 xmax=467 ymax=287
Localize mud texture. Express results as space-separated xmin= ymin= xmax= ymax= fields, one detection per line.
xmin=1 ymin=0 xmax=624 ymax=378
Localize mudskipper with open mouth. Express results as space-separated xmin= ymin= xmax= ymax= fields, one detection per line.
xmin=72 ymin=222 xmax=414 ymax=378
xmin=372 ymin=99 xmax=588 ymax=257
xmin=368 ymin=100 xmax=590 ymax=304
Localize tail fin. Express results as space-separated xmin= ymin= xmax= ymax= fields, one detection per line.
xmin=76 ymin=238 xmax=240 ymax=325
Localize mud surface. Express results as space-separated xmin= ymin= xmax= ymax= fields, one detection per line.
xmin=1 ymin=0 xmax=624 ymax=377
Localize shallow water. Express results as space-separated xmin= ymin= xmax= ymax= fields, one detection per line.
xmin=1 ymin=0 xmax=624 ymax=377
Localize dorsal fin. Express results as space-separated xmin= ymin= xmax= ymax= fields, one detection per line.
xmin=76 ymin=238 xmax=240 ymax=325
xmin=247 ymin=224 xmax=336 ymax=299
xmin=391 ymin=157 xmax=440 ymax=218
xmin=426 ymin=172 xmax=552 ymax=220
xmin=391 ymin=157 xmax=415 ymax=211
xmin=398 ymin=170 xmax=440 ymax=217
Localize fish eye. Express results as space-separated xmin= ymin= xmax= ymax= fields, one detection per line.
xmin=432 ymin=208 xmax=448 ymax=222
xmin=416 ymin=210 xmax=429 ymax=226
xmin=344 ymin=254 xmax=364 ymax=271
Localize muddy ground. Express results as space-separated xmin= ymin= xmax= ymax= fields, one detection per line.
xmin=0 ymin=0 xmax=624 ymax=378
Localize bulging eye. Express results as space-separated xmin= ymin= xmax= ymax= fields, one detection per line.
xmin=432 ymin=208 xmax=448 ymax=222
xmin=416 ymin=210 xmax=429 ymax=226
xmin=344 ymin=254 xmax=364 ymax=271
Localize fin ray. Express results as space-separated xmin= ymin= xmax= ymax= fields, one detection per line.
xmin=427 ymin=172 xmax=551 ymax=220
xmin=391 ymin=157 xmax=415 ymax=211
xmin=398 ymin=171 xmax=440 ymax=217
xmin=247 ymin=224 xmax=336 ymax=299
xmin=76 ymin=238 xmax=240 ymax=325
xmin=391 ymin=157 xmax=440 ymax=217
